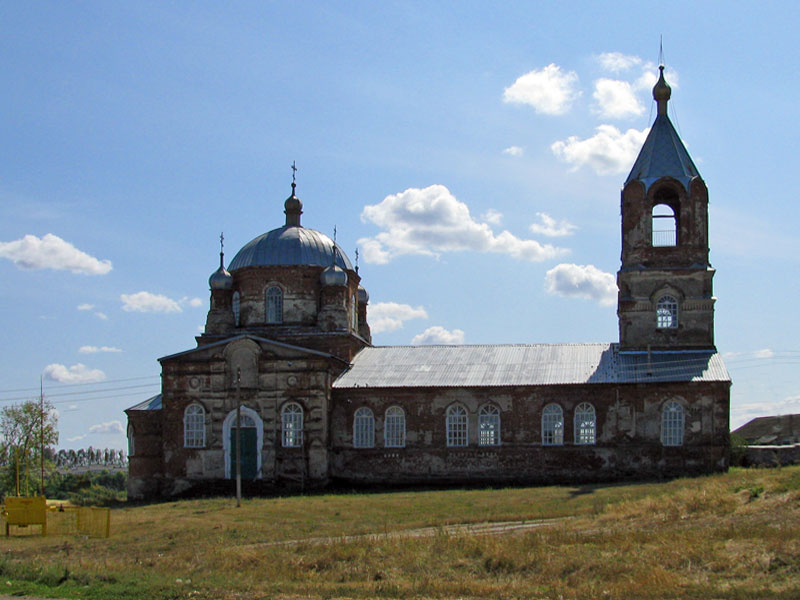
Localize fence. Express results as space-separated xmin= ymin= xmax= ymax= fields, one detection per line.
xmin=2 ymin=499 xmax=110 ymax=538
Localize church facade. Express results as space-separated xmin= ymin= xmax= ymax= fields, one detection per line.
xmin=126 ymin=67 xmax=731 ymax=500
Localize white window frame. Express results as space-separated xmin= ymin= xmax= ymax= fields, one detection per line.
xmin=353 ymin=407 xmax=375 ymax=449
xmin=266 ymin=285 xmax=283 ymax=324
xmin=661 ymin=400 xmax=685 ymax=446
xmin=384 ymin=406 xmax=406 ymax=448
xmin=656 ymin=295 xmax=679 ymax=329
xmin=184 ymin=404 xmax=206 ymax=448
xmin=446 ymin=404 xmax=468 ymax=447
xmin=574 ymin=402 xmax=596 ymax=445
xmin=478 ymin=405 xmax=500 ymax=446
xmin=281 ymin=402 xmax=303 ymax=448
xmin=542 ymin=404 xmax=564 ymax=446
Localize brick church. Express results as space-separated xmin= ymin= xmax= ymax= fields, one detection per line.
xmin=126 ymin=67 xmax=731 ymax=499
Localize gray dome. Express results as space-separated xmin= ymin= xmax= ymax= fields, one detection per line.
xmin=209 ymin=265 xmax=233 ymax=290
xmin=229 ymin=226 xmax=354 ymax=271
xmin=320 ymin=264 xmax=348 ymax=287
xmin=358 ymin=285 xmax=369 ymax=304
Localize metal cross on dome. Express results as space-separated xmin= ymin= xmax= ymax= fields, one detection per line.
xmin=291 ymin=161 xmax=297 ymax=184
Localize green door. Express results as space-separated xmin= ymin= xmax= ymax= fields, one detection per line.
xmin=230 ymin=427 xmax=258 ymax=480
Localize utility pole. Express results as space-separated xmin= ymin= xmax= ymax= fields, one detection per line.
xmin=40 ymin=376 xmax=45 ymax=497
xmin=235 ymin=368 xmax=242 ymax=508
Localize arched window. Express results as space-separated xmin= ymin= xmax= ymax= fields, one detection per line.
xmin=656 ymin=295 xmax=679 ymax=329
xmin=384 ymin=406 xmax=406 ymax=448
xmin=661 ymin=401 xmax=684 ymax=446
xmin=351 ymin=293 xmax=358 ymax=331
xmin=353 ymin=407 xmax=375 ymax=448
xmin=446 ymin=404 xmax=468 ymax=447
xmin=652 ymin=203 xmax=677 ymax=247
xmin=542 ymin=404 xmax=564 ymax=446
xmin=574 ymin=403 xmax=596 ymax=445
xmin=184 ymin=404 xmax=206 ymax=448
xmin=232 ymin=291 xmax=241 ymax=326
xmin=281 ymin=402 xmax=303 ymax=447
xmin=266 ymin=286 xmax=283 ymax=324
xmin=479 ymin=405 xmax=500 ymax=446
xmin=127 ymin=423 xmax=135 ymax=457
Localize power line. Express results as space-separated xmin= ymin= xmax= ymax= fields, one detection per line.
xmin=0 ymin=374 xmax=160 ymax=395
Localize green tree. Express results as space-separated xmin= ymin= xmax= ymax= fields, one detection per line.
xmin=0 ymin=399 xmax=58 ymax=497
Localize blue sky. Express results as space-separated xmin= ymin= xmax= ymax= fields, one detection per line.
xmin=2 ymin=2 xmax=798 ymax=450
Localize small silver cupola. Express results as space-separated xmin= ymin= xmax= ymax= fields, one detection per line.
xmin=209 ymin=233 xmax=233 ymax=290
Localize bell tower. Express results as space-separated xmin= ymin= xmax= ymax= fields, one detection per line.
xmin=617 ymin=66 xmax=716 ymax=351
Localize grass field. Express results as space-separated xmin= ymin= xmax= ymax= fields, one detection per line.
xmin=1 ymin=466 xmax=799 ymax=599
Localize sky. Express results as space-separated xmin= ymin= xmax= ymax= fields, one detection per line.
xmin=2 ymin=1 xmax=799 ymax=451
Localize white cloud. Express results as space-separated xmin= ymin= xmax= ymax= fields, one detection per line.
xmin=724 ymin=349 xmax=775 ymax=360
xmin=0 ymin=233 xmax=112 ymax=275
xmin=43 ymin=363 xmax=106 ymax=384
xmin=179 ymin=296 xmax=203 ymax=308
xmin=596 ymin=52 xmax=642 ymax=73
xmin=551 ymin=125 xmax=649 ymax=175
xmin=121 ymin=291 xmax=182 ymax=313
xmin=529 ymin=213 xmax=577 ymax=237
xmin=503 ymin=64 xmax=580 ymax=115
xmin=67 ymin=434 xmax=87 ymax=442
xmin=753 ymin=349 xmax=775 ymax=359
xmin=78 ymin=345 xmax=122 ymax=354
xmin=89 ymin=420 xmax=124 ymax=435
xmin=358 ymin=185 xmax=567 ymax=264
xmin=411 ymin=326 xmax=465 ymax=345
xmin=502 ymin=146 xmax=524 ymax=157
xmin=544 ymin=263 xmax=617 ymax=306
xmin=66 ymin=405 xmax=79 ymax=412
xmin=592 ymin=79 xmax=644 ymax=119
xmin=77 ymin=303 xmax=94 ymax=311
xmin=369 ymin=302 xmax=428 ymax=334
xmin=733 ymin=394 xmax=800 ymax=426
xmin=95 ymin=312 xmax=109 ymax=321
xmin=481 ymin=209 xmax=503 ymax=225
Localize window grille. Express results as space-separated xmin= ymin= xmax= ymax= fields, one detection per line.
xmin=266 ymin=286 xmax=283 ymax=324
xmin=446 ymin=405 xmax=468 ymax=447
xmin=542 ymin=404 xmax=564 ymax=446
xmin=232 ymin=291 xmax=241 ymax=326
xmin=661 ymin=401 xmax=684 ymax=446
xmin=574 ymin=402 xmax=596 ymax=445
xmin=281 ymin=403 xmax=303 ymax=447
xmin=353 ymin=407 xmax=375 ymax=448
xmin=478 ymin=405 xmax=500 ymax=446
xmin=384 ymin=406 xmax=406 ymax=448
xmin=184 ymin=404 xmax=206 ymax=448
xmin=652 ymin=204 xmax=677 ymax=246
xmin=656 ymin=295 xmax=679 ymax=329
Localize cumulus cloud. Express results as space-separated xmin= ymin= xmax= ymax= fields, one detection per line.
xmin=596 ymin=52 xmax=643 ymax=73
xmin=551 ymin=125 xmax=649 ymax=175
xmin=0 ymin=233 xmax=112 ymax=275
xmin=369 ymin=302 xmax=428 ymax=334
xmin=358 ymin=185 xmax=567 ymax=264
xmin=503 ymin=64 xmax=580 ymax=115
xmin=529 ymin=213 xmax=577 ymax=237
xmin=481 ymin=209 xmax=503 ymax=225
xmin=592 ymin=79 xmax=645 ymax=119
xmin=411 ymin=326 xmax=465 ymax=345
xmin=502 ymin=146 xmax=524 ymax=157
xmin=89 ymin=420 xmax=124 ymax=435
xmin=43 ymin=363 xmax=106 ymax=383
xmin=121 ymin=291 xmax=182 ymax=313
xmin=544 ymin=263 xmax=617 ymax=306
xmin=78 ymin=345 xmax=122 ymax=354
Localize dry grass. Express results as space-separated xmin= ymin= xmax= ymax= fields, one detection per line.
xmin=2 ymin=467 xmax=800 ymax=599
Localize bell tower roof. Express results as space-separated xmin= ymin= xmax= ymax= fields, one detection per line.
xmin=624 ymin=66 xmax=700 ymax=193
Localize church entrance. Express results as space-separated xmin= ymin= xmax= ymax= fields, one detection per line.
xmin=223 ymin=407 xmax=263 ymax=480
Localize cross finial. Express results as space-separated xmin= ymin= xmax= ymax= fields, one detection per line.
xmin=333 ymin=225 xmax=337 ymax=243
xmin=355 ymin=248 xmax=359 ymax=274
xmin=291 ymin=161 xmax=297 ymax=184
xmin=220 ymin=232 xmax=224 ymax=253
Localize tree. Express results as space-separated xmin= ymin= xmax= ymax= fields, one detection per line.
xmin=0 ymin=399 xmax=58 ymax=497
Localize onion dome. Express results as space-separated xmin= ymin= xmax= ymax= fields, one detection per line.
xmin=653 ymin=65 xmax=672 ymax=115
xmin=209 ymin=248 xmax=232 ymax=290
xmin=320 ymin=264 xmax=348 ymax=286
xmin=357 ymin=284 xmax=369 ymax=304
xmin=284 ymin=182 xmax=303 ymax=226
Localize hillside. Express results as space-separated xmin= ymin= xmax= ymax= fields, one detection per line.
xmin=2 ymin=467 xmax=799 ymax=600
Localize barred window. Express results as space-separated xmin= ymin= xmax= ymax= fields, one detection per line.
xmin=446 ymin=404 xmax=468 ymax=447
xmin=384 ymin=406 xmax=406 ymax=448
xmin=232 ymin=291 xmax=241 ymax=326
xmin=657 ymin=295 xmax=678 ymax=329
xmin=652 ymin=204 xmax=677 ymax=247
xmin=281 ymin=402 xmax=303 ymax=448
xmin=574 ymin=402 xmax=596 ymax=445
xmin=353 ymin=407 xmax=375 ymax=448
xmin=542 ymin=404 xmax=564 ymax=446
xmin=266 ymin=286 xmax=283 ymax=324
xmin=478 ymin=405 xmax=500 ymax=446
xmin=184 ymin=404 xmax=206 ymax=448
xmin=661 ymin=401 xmax=684 ymax=446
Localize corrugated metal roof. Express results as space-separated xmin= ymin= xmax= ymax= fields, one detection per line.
xmin=625 ymin=114 xmax=700 ymax=193
xmin=229 ymin=225 xmax=353 ymax=270
xmin=332 ymin=344 xmax=730 ymax=389
xmin=127 ymin=393 xmax=162 ymax=411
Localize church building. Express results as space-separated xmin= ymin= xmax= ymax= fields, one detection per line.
xmin=126 ymin=67 xmax=731 ymax=499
